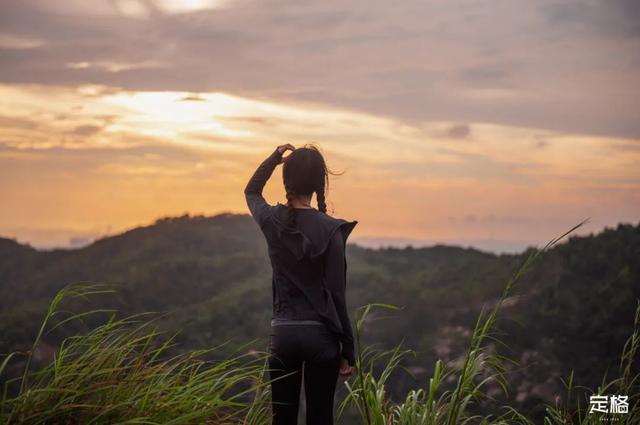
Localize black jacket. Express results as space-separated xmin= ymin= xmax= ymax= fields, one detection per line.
xmin=244 ymin=148 xmax=358 ymax=365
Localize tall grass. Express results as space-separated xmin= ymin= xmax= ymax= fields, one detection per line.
xmin=503 ymin=300 xmax=640 ymax=425
xmin=1 ymin=284 xmax=271 ymax=424
xmin=339 ymin=220 xmax=639 ymax=424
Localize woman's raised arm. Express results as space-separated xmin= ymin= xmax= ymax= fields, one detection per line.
xmin=244 ymin=144 xmax=294 ymax=226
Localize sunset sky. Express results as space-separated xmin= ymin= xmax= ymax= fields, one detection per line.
xmin=1 ymin=0 xmax=639 ymax=252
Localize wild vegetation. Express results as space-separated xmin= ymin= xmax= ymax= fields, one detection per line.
xmin=339 ymin=222 xmax=640 ymax=424
xmin=0 ymin=232 xmax=640 ymax=425
xmin=0 ymin=217 xmax=640 ymax=425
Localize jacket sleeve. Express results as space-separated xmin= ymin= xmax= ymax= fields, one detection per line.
xmin=324 ymin=229 xmax=356 ymax=366
xmin=244 ymin=148 xmax=283 ymax=227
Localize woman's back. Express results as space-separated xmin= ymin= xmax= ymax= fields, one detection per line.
xmin=259 ymin=203 xmax=357 ymax=337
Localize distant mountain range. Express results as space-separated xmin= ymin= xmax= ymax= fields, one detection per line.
xmin=7 ymin=227 xmax=537 ymax=253
xmin=1 ymin=214 xmax=638 ymax=418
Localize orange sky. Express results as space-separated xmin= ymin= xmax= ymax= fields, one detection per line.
xmin=1 ymin=1 xmax=639 ymax=252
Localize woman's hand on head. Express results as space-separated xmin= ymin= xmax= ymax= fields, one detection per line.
xmin=339 ymin=358 xmax=355 ymax=377
xmin=276 ymin=144 xmax=295 ymax=163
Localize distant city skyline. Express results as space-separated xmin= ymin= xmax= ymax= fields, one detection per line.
xmin=1 ymin=0 xmax=638 ymax=252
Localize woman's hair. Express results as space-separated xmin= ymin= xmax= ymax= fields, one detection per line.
xmin=282 ymin=144 xmax=335 ymax=225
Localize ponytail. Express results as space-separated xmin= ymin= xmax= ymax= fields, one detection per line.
xmin=316 ymin=182 xmax=327 ymax=214
xmin=285 ymin=187 xmax=297 ymax=227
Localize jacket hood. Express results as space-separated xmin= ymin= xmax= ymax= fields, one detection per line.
xmin=269 ymin=203 xmax=357 ymax=261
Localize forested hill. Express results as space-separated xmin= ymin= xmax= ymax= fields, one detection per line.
xmin=1 ymin=214 xmax=639 ymax=414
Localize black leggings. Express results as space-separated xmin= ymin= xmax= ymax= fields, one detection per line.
xmin=268 ymin=323 xmax=341 ymax=425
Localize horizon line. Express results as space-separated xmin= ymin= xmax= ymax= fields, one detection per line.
xmin=2 ymin=212 xmax=635 ymax=256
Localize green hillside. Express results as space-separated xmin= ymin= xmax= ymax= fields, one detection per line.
xmin=1 ymin=214 xmax=638 ymax=417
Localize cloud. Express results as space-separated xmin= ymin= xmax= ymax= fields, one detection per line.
xmin=445 ymin=124 xmax=471 ymax=140
xmin=457 ymin=65 xmax=515 ymax=87
xmin=70 ymin=124 xmax=103 ymax=136
xmin=0 ymin=0 xmax=638 ymax=138
xmin=0 ymin=33 xmax=46 ymax=49
xmin=543 ymin=0 xmax=640 ymax=39
xmin=610 ymin=141 xmax=640 ymax=152
xmin=180 ymin=94 xmax=206 ymax=101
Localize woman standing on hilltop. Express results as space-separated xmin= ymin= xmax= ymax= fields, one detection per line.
xmin=244 ymin=144 xmax=357 ymax=425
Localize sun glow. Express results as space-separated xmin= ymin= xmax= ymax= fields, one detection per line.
xmin=102 ymin=91 xmax=254 ymax=140
xmin=1 ymin=83 xmax=638 ymax=250
xmin=155 ymin=0 xmax=230 ymax=13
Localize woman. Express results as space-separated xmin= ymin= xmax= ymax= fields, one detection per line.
xmin=244 ymin=143 xmax=357 ymax=425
